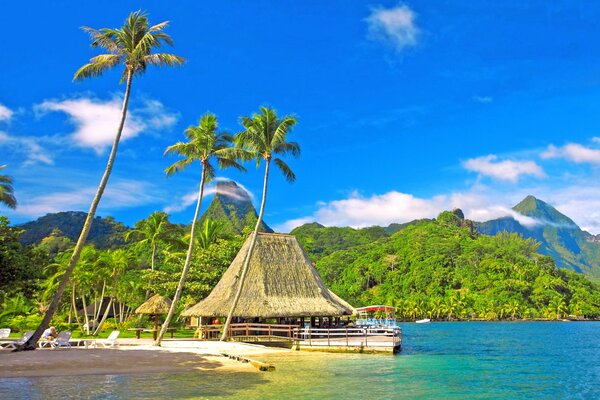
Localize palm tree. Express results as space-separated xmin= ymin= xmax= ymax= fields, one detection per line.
xmin=19 ymin=11 xmax=184 ymax=351
xmin=126 ymin=211 xmax=176 ymax=299
xmin=155 ymin=113 xmax=246 ymax=346
xmin=221 ymin=106 xmax=300 ymax=341
xmin=0 ymin=165 xmax=16 ymax=209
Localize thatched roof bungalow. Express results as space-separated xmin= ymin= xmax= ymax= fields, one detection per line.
xmin=135 ymin=294 xmax=172 ymax=315
xmin=182 ymin=233 xmax=354 ymax=319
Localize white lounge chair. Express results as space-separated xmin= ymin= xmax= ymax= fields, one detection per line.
xmin=41 ymin=331 xmax=72 ymax=349
xmin=0 ymin=328 xmax=10 ymax=339
xmin=98 ymin=330 xmax=120 ymax=348
xmin=1 ymin=331 xmax=33 ymax=349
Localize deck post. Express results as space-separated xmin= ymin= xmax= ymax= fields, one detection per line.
xmin=346 ymin=328 xmax=348 ymax=347
xmin=327 ymin=328 xmax=330 ymax=347
xmin=309 ymin=326 xmax=312 ymax=346
xmin=246 ymin=323 xmax=249 ymax=336
xmin=365 ymin=328 xmax=368 ymax=347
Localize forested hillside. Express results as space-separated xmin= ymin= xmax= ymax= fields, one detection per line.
xmin=18 ymin=211 xmax=129 ymax=249
xmin=304 ymin=210 xmax=600 ymax=320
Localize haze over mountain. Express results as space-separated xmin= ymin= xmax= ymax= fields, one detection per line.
xmin=198 ymin=180 xmax=273 ymax=236
xmin=477 ymin=196 xmax=600 ymax=280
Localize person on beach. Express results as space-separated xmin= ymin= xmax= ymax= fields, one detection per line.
xmin=42 ymin=326 xmax=58 ymax=340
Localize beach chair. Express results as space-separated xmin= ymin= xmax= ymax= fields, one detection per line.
xmin=98 ymin=330 xmax=120 ymax=348
xmin=0 ymin=328 xmax=10 ymax=339
xmin=1 ymin=331 xmax=33 ymax=349
xmin=48 ymin=331 xmax=72 ymax=349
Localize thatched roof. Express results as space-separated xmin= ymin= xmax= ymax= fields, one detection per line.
xmin=182 ymin=233 xmax=355 ymax=318
xmin=135 ymin=294 xmax=172 ymax=315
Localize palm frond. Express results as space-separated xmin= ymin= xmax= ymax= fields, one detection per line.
xmin=165 ymin=159 xmax=194 ymax=176
xmin=274 ymin=158 xmax=296 ymax=183
xmin=73 ymin=55 xmax=122 ymax=81
xmin=144 ymin=53 xmax=185 ymax=67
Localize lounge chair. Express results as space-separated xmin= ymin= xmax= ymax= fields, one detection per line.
xmin=0 ymin=328 xmax=10 ymax=339
xmin=1 ymin=331 xmax=33 ymax=349
xmin=39 ymin=331 xmax=72 ymax=349
xmin=98 ymin=330 xmax=120 ymax=348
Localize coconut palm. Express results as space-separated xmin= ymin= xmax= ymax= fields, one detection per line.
xmin=155 ymin=113 xmax=246 ymax=346
xmin=126 ymin=211 xmax=177 ymax=299
xmin=0 ymin=165 xmax=16 ymax=209
xmin=20 ymin=11 xmax=184 ymax=351
xmin=221 ymin=106 xmax=300 ymax=341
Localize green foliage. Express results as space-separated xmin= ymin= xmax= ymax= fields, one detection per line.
xmin=312 ymin=212 xmax=600 ymax=320
xmin=0 ymin=216 xmax=49 ymax=300
xmin=291 ymin=222 xmax=388 ymax=261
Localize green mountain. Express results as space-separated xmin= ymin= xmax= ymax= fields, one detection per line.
xmin=303 ymin=210 xmax=600 ymax=319
xmin=18 ymin=211 xmax=128 ymax=249
xmin=477 ymin=196 xmax=600 ymax=281
xmin=199 ymin=181 xmax=273 ymax=236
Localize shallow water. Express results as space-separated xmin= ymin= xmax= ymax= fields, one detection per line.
xmin=2 ymin=322 xmax=599 ymax=399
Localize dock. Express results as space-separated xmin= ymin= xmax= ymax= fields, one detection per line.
xmin=195 ymin=323 xmax=401 ymax=354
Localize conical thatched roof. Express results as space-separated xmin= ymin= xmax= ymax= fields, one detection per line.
xmin=182 ymin=233 xmax=354 ymax=318
xmin=135 ymin=294 xmax=172 ymax=315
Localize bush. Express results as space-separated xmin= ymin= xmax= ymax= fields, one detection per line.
xmin=7 ymin=314 xmax=42 ymax=332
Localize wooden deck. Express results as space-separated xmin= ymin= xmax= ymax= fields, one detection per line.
xmin=194 ymin=323 xmax=402 ymax=354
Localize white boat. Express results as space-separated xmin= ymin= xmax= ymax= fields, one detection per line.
xmin=415 ymin=318 xmax=431 ymax=324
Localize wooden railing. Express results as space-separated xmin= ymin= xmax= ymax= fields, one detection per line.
xmin=194 ymin=323 xmax=402 ymax=349
xmin=292 ymin=326 xmax=402 ymax=348
xmin=195 ymin=323 xmax=298 ymax=340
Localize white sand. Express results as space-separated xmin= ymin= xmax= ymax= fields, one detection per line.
xmin=0 ymin=339 xmax=290 ymax=378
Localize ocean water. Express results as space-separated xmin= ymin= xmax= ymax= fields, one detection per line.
xmin=1 ymin=322 xmax=599 ymax=399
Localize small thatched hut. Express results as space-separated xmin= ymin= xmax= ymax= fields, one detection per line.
xmin=135 ymin=294 xmax=172 ymax=316
xmin=182 ymin=233 xmax=354 ymax=321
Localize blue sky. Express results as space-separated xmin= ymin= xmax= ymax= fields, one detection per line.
xmin=2 ymin=1 xmax=600 ymax=233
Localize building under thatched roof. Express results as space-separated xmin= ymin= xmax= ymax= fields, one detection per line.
xmin=182 ymin=233 xmax=354 ymax=319
xmin=135 ymin=294 xmax=172 ymax=315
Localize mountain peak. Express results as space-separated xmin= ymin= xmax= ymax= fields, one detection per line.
xmin=199 ymin=180 xmax=273 ymax=234
xmin=513 ymin=195 xmax=577 ymax=227
xmin=215 ymin=181 xmax=252 ymax=205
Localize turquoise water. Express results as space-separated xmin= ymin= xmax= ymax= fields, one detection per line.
xmin=2 ymin=322 xmax=599 ymax=399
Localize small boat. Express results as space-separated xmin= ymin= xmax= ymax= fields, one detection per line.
xmin=415 ymin=318 xmax=431 ymax=324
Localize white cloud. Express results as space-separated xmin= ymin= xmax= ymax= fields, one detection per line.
xmin=0 ymin=104 xmax=13 ymax=121
xmin=11 ymin=179 xmax=158 ymax=218
xmin=163 ymin=178 xmax=254 ymax=214
xmin=463 ymin=155 xmax=545 ymax=182
xmin=0 ymin=131 xmax=54 ymax=166
xmin=36 ymin=96 xmax=178 ymax=153
xmin=541 ymin=143 xmax=600 ymax=165
xmin=366 ymin=3 xmax=420 ymax=52
xmin=473 ymin=96 xmax=493 ymax=104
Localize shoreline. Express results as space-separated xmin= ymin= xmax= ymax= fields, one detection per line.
xmin=0 ymin=340 xmax=289 ymax=379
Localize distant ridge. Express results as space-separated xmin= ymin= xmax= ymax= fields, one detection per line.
xmin=199 ymin=181 xmax=273 ymax=235
xmin=18 ymin=211 xmax=128 ymax=249
xmin=478 ymin=195 xmax=600 ymax=280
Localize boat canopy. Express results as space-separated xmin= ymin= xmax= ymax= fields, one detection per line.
xmin=355 ymin=305 xmax=395 ymax=313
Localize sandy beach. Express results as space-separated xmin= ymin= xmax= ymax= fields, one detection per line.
xmin=0 ymin=339 xmax=289 ymax=378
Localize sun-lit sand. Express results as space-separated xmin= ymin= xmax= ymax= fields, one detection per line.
xmin=0 ymin=339 xmax=290 ymax=378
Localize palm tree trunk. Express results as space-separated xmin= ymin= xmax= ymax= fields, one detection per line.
xmin=82 ymin=293 xmax=90 ymax=334
xmin=221 ymin=159 xmax=270 ymax=341
xmin=95 ymin=282 xmax=106 ymax=322
xmin=71 ymin=285 xmax=82 ymax=328
xmin=18 ymin=70 xmax=134 ymax=351
xmin=93 ymin=297 xmax=113 ymax=335
xmin=145 ymin=243 xmax=157 ymax=300
xmin=156 ymin=166 xmax=206 ymax=346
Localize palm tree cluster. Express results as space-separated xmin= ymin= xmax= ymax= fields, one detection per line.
xmin=16 ymin=10 xmax=301 ymax=349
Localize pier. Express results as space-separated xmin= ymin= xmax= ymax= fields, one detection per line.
xmin=195 ymin=323 xmax=402 ymax=354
